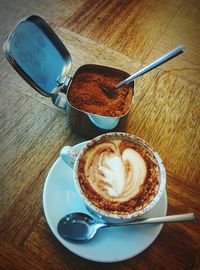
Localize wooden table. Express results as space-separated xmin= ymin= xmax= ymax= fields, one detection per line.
xmin=0 ymin=0 xmax=199 ymax=269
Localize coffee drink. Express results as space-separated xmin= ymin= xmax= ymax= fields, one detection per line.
xmin=76 ymin=133 xmax=162 ymax=218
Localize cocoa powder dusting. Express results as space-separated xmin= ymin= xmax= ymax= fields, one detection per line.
xmin=78 ymin=138 xmax=160 ymax=215
xmin=67 ymin=65 xmax=133 ymax=117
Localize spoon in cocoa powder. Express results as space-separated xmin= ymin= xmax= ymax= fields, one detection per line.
xmin=57 ymin=212 xmax=195 ymax=243
xmin=102 ymin=45 xmax=185 ymax=96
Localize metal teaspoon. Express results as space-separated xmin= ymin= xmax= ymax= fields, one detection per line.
xmin=102 ymin=45 xmax=185 ymax=95
xmin=57 ymin=212 xmax=195 ymax=243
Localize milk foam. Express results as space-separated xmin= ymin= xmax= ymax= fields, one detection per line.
xmin=84 ymin=140 xmax=148 ymax=202
xmin=99 ymin=154 xmax=125 ymax=197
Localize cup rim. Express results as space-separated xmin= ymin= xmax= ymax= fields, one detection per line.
xmin=73 ymin=132 xmax=166 ymax=220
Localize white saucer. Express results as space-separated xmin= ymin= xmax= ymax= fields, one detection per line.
xmin=43 ymin=141 xmax=168 ymax=263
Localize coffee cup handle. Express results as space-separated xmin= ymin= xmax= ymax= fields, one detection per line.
xmin=60 ymin=146 xmax=79 ymax=168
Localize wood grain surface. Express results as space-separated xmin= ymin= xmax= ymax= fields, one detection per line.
xmin=0 ymin=0 xmax=199 ymax=269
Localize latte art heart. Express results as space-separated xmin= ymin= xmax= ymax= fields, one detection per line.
xmin=78 ymin=137 xmax=160 ymax=215
xmin=90 ymin=148 xmax=147 ymax=202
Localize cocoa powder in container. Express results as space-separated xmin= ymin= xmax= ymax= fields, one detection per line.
xmin=67 ymin=65 xmax=133 ymax=117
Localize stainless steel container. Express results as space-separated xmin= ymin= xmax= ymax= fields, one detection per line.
xmin=3 ymin=15 xmax=134 ymax=131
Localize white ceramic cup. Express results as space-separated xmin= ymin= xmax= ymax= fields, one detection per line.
xmin=60 ymin=132 xmax=166 ymax=221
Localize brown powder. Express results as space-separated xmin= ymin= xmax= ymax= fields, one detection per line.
xmin=67 ymin=65 xmax=133 ymax=117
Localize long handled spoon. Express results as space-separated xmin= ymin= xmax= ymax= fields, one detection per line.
xmin=57 ymin=212 xmax=195 ymax=243
xmin=102 ymin=45 xmax=185 ymax=95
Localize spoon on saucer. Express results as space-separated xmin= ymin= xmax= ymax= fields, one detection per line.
xmin=57 ymin=212 xmax=195 ymax=243
xmin=102 ymin=45 xmax=185 ymax=96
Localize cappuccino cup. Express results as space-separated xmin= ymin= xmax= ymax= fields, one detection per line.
xmin=60 ymin=132 xmax=166 ymax=221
